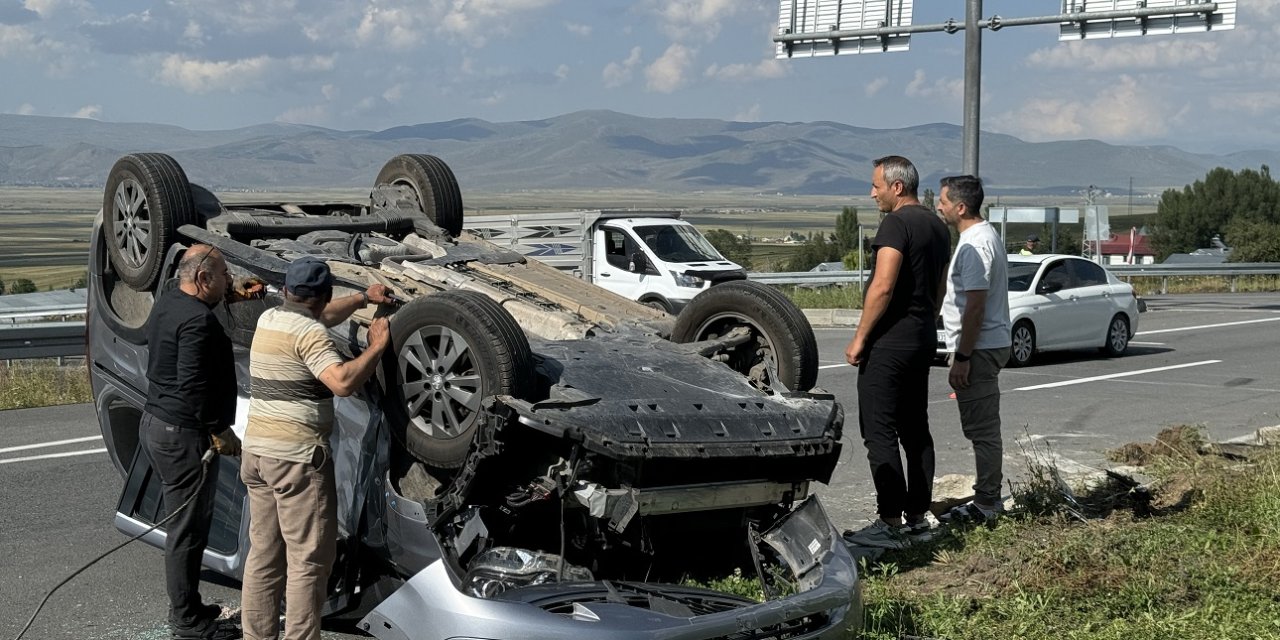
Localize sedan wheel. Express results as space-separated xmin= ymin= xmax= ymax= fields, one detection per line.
xmin=1008 ymin=321 xmax=1035 ymax=367
xmin=1104 ymin=314 xmax=1130 ymax=357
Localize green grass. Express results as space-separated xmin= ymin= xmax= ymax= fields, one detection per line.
xmin=1124 ymin=274 xmax=1280 ymax=295
xmin=774 ymin=285 xmax=862 ymax=309
xmin=860 ymin=429 xmax=1280 ymax=640
xmin=0 ymin=361 xmax=93 ymax=410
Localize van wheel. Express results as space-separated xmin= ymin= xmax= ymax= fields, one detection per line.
xmin=385 ymin=290 xmax=533 ymax=469
xmin=375 ymin=154 xmax=464 ymax=237
xmin=671 ymin=281 xmax=817 ymax=392
xmin=102 ymin=153 xmax=199 ymax=291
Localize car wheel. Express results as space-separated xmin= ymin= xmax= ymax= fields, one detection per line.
xmin=671 ymin=280 xmax=817 ymax=392
xmin=385 ymin=290 xmax=533 ymax=469
xmin=1103 ymin=314 xmax=1130 ymax=357
xmin=102 ymin=153 xmax=199 ymax=291
xmin=375 ymin=154 xmax=464 ymax=237
xmin=1008 ymin=320 xmax=1036 ymax=367
xmin=641 ymin=298 xmax=672 ymax=314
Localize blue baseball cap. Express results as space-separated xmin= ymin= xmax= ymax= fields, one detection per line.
xmin=285 ymin=257 xmax=334 ymax=298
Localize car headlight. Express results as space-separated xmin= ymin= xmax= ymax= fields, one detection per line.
xmin=671 ymin=271 xmax=705 ymax=288
xmin=462 ymin=547 xmax=593 ymax=598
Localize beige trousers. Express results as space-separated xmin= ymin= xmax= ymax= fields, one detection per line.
xmin=239 ymin=449 xmax=336 ymax=640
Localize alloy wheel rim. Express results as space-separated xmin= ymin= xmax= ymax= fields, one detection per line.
xmin=1013 ymin=327 xmax=1033 ymax=362
xmin=112 ymin=178 xmax=151 ymax=269
xmin=398 ymin=325 xmax=482 ymax=439
xmin=1110 ymin=319 xmax=1127 ymax=351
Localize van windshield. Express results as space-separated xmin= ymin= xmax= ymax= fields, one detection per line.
xmin=636 ymin=224 xmax=724 ymax=263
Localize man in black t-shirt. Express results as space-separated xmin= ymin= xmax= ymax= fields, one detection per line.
xmin=140 ymin=244 xmax=262 ymax=640
xmin=844 ymin=155 xmax=951 ymax=549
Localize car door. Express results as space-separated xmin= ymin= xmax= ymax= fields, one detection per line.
xmin=1027 ymin=258 xmax=1077 ymax=350
xmin=594 ymin=226 xmax=653 ymax=301
xmin=1066 ymin=259 xmax=1116 ymax=348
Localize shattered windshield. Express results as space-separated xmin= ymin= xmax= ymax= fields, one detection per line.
xmin=636 ymin=224 xmax=724 ymax=263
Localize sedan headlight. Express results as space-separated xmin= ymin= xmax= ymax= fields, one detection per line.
xmin=671 ymin=271 xmax=705 ymax=288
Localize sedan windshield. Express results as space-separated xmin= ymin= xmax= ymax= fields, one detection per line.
xmin=636 ymin=224 xmax=724 ymax=263
xmin=1008 ymin=262 xmax=1041 ymax=292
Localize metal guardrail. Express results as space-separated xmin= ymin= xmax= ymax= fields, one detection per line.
xmin=0 ymin=262 xmax=1275 ymax=359
xmin=0 ymin=321 xmax=86 ymax=360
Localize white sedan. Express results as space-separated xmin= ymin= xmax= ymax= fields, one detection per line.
xmin=937 ymin=254 xmax=1141 ymax=367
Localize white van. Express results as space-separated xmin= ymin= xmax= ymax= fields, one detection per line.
xmin=464 ymin=210 xmax=746 ymax=313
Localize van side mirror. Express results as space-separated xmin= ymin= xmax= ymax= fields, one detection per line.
xmin=629 ymin=252 xmax=649 ymax=273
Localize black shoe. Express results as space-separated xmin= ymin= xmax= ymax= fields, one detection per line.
xmin=172 ymin=619 xmax=241 ymax=640
xmin=198 ymin=602 xmax=224 ymax=622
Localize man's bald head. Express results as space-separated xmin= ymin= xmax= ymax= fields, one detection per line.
xmin=178 ymin=245 xmax=221 ymax=284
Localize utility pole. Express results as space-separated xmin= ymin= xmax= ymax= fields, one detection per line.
xmin=775 ymin=1 xmax=1235 ymax=182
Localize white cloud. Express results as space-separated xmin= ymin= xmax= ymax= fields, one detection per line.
xmin=276 ymin=104 xmax=329 ymax=125
xmin=645 ymin=43 xmax=693 ymax=93
xmin=479 ymin=90 xmax=505 ymax=106
xmin=321 ymin=83 xmax=339 ymax=100
xmin=603 ymin=46 xmax=642 ymax=88
xmin=382 ymin=83 xmax=404 ymax=103
xmin=1027 ymin=38 xmax=1222 ymax=72
xmin=70 ymin=103 xmax=100 ymax=119
xmin=182 ymin=19 xmax=205 ymax=45
xmin=865 ymin=77 xmax=888 ymax=97
xmin=0 ymin=23 xmax=37 ymax=56
xmin=733 ymin=103 xmax=761 ymax=121
xmin=646 ymin=0 xmax=743 ymax=41
xmin=355 ymin=0 xmax=559 ymax=49
xmin=1208 ymin=92 xmax=1280 ymax=116
xmin=565 ymin=21 xmax=591 ymax=36
xmin=11 ymin=102 xmax=36 ymax=115
xmin=554 ymin=63 xmax=569 ymax=81
xmin=21 ymin=0 xmax=90 ymax=19
xmin=992 ymin=75 xmax=1179 ymax=142
xmin=704 ymin=58 xmax=786 ymax=81
xmin=903 ymin=69 xmax=963 ymax=100
xmin=153 ymin=53 xmax=334 ymax=93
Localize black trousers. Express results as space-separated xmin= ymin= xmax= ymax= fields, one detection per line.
xmin=138 ymin=412 xmax=217 ymax=632
xmin=857 ymin=345 xmax=936 ymax=521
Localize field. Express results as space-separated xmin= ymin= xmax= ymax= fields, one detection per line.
xmin=0 ymin=186 xmax=1159 ymax=292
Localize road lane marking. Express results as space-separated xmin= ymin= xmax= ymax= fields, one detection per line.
xmin=1129 ymin=341 xmax=1165 ymax=346
xmin=1011 ymin=360 xmax=1222 ymax=392
xmin=818 ymin=363 xmax=848 ymax=370
xmin=0 ymin=448 xmax=108 ymax=465
xmin=0 ymin=435 xmax=102 ymax=454
xmin=1137 ymin=317 xmax=1280 ymax=336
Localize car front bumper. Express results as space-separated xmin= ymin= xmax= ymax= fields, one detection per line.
xmin=358 ymin=496 xmax=861 ymax=640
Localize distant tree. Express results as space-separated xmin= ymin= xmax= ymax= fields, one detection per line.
xmin=1225 ymin=218 xmax=1280 ymax=262
xmin=703 ymin=229 xmax=753 ymax=270
xmin=0 ymin=276 xmax=6 ymax=295
xmin=69 ymin=272 xmax=88 ymax=291
xmin=1150 ymin=165 xmax=1280 ymax=260
xmin=921 ymin=188 xmax=936 ymax=212
xmin=834 ymin=207 xmax=859 ymax=256
xmin=10 ymin=278 xmax=37 ymax=294
xmin=785 ymin=232 xmax=843 ymax=272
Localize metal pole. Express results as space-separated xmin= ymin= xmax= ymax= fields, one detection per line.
xmin=857 ymin=224 xmax=865 ymax=293
xmin=962 ymin=0 xmax=982 ymax=176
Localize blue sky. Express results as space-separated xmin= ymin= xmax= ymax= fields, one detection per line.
xmin=1 ymin=1 xmax=1275 ymax=153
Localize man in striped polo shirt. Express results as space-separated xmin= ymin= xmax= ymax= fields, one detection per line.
xmin=239 ymin=257 xmax=390 ymax=640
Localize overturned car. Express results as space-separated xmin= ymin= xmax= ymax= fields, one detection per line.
xmin=88 ymin=152 xmax=861 ymax=639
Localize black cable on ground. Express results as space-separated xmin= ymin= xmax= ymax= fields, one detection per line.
xmin=12 ymin=449 xmax=216 ymax=640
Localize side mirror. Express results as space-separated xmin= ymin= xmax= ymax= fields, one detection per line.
xmin=629 ymin=251 xmax=649 ymax=273
xmin=1037 ymin=281 xmax=1063 ymax=295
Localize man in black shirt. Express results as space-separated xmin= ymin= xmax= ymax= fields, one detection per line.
xmin=845 ymin=155 xmax=951 ymax=549
xmin=141 ymin=244 xmax=262 ymax=640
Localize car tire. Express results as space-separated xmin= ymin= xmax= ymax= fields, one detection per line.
xmin=374 ymin=154 xmax=464 ymax=237
xmin=102 ymin=153 xmax=200 ymax=291
xmin=671 ymin=280 xmax=818 ymax=392
xmin=1008 ymin=320 xmax=1036 ymax=367
xmin=385 ymin=290 xmax=533 ymax=469
xmin=1103 ymin=313 xmax=1130 ymax=357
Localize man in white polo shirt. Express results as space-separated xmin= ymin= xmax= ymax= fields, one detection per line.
xmin=937 ymin=175 xmax=1011 ymax=524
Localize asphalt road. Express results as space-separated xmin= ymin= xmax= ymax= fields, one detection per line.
xmin=2 ymin=292 xmax=1278 ymax=639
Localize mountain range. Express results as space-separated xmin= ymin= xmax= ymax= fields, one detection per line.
xmin=1 ymin=110 xmax=1275 ymax=196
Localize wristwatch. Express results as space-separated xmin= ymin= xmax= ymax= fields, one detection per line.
xmin=954 ymin=352 xmax=972 ymax=362
xmin=359 ymin=291 xmax=370 ymax=305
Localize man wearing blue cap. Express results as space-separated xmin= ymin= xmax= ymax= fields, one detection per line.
xmin=239 ymin=257 xmax=391 ymax=640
